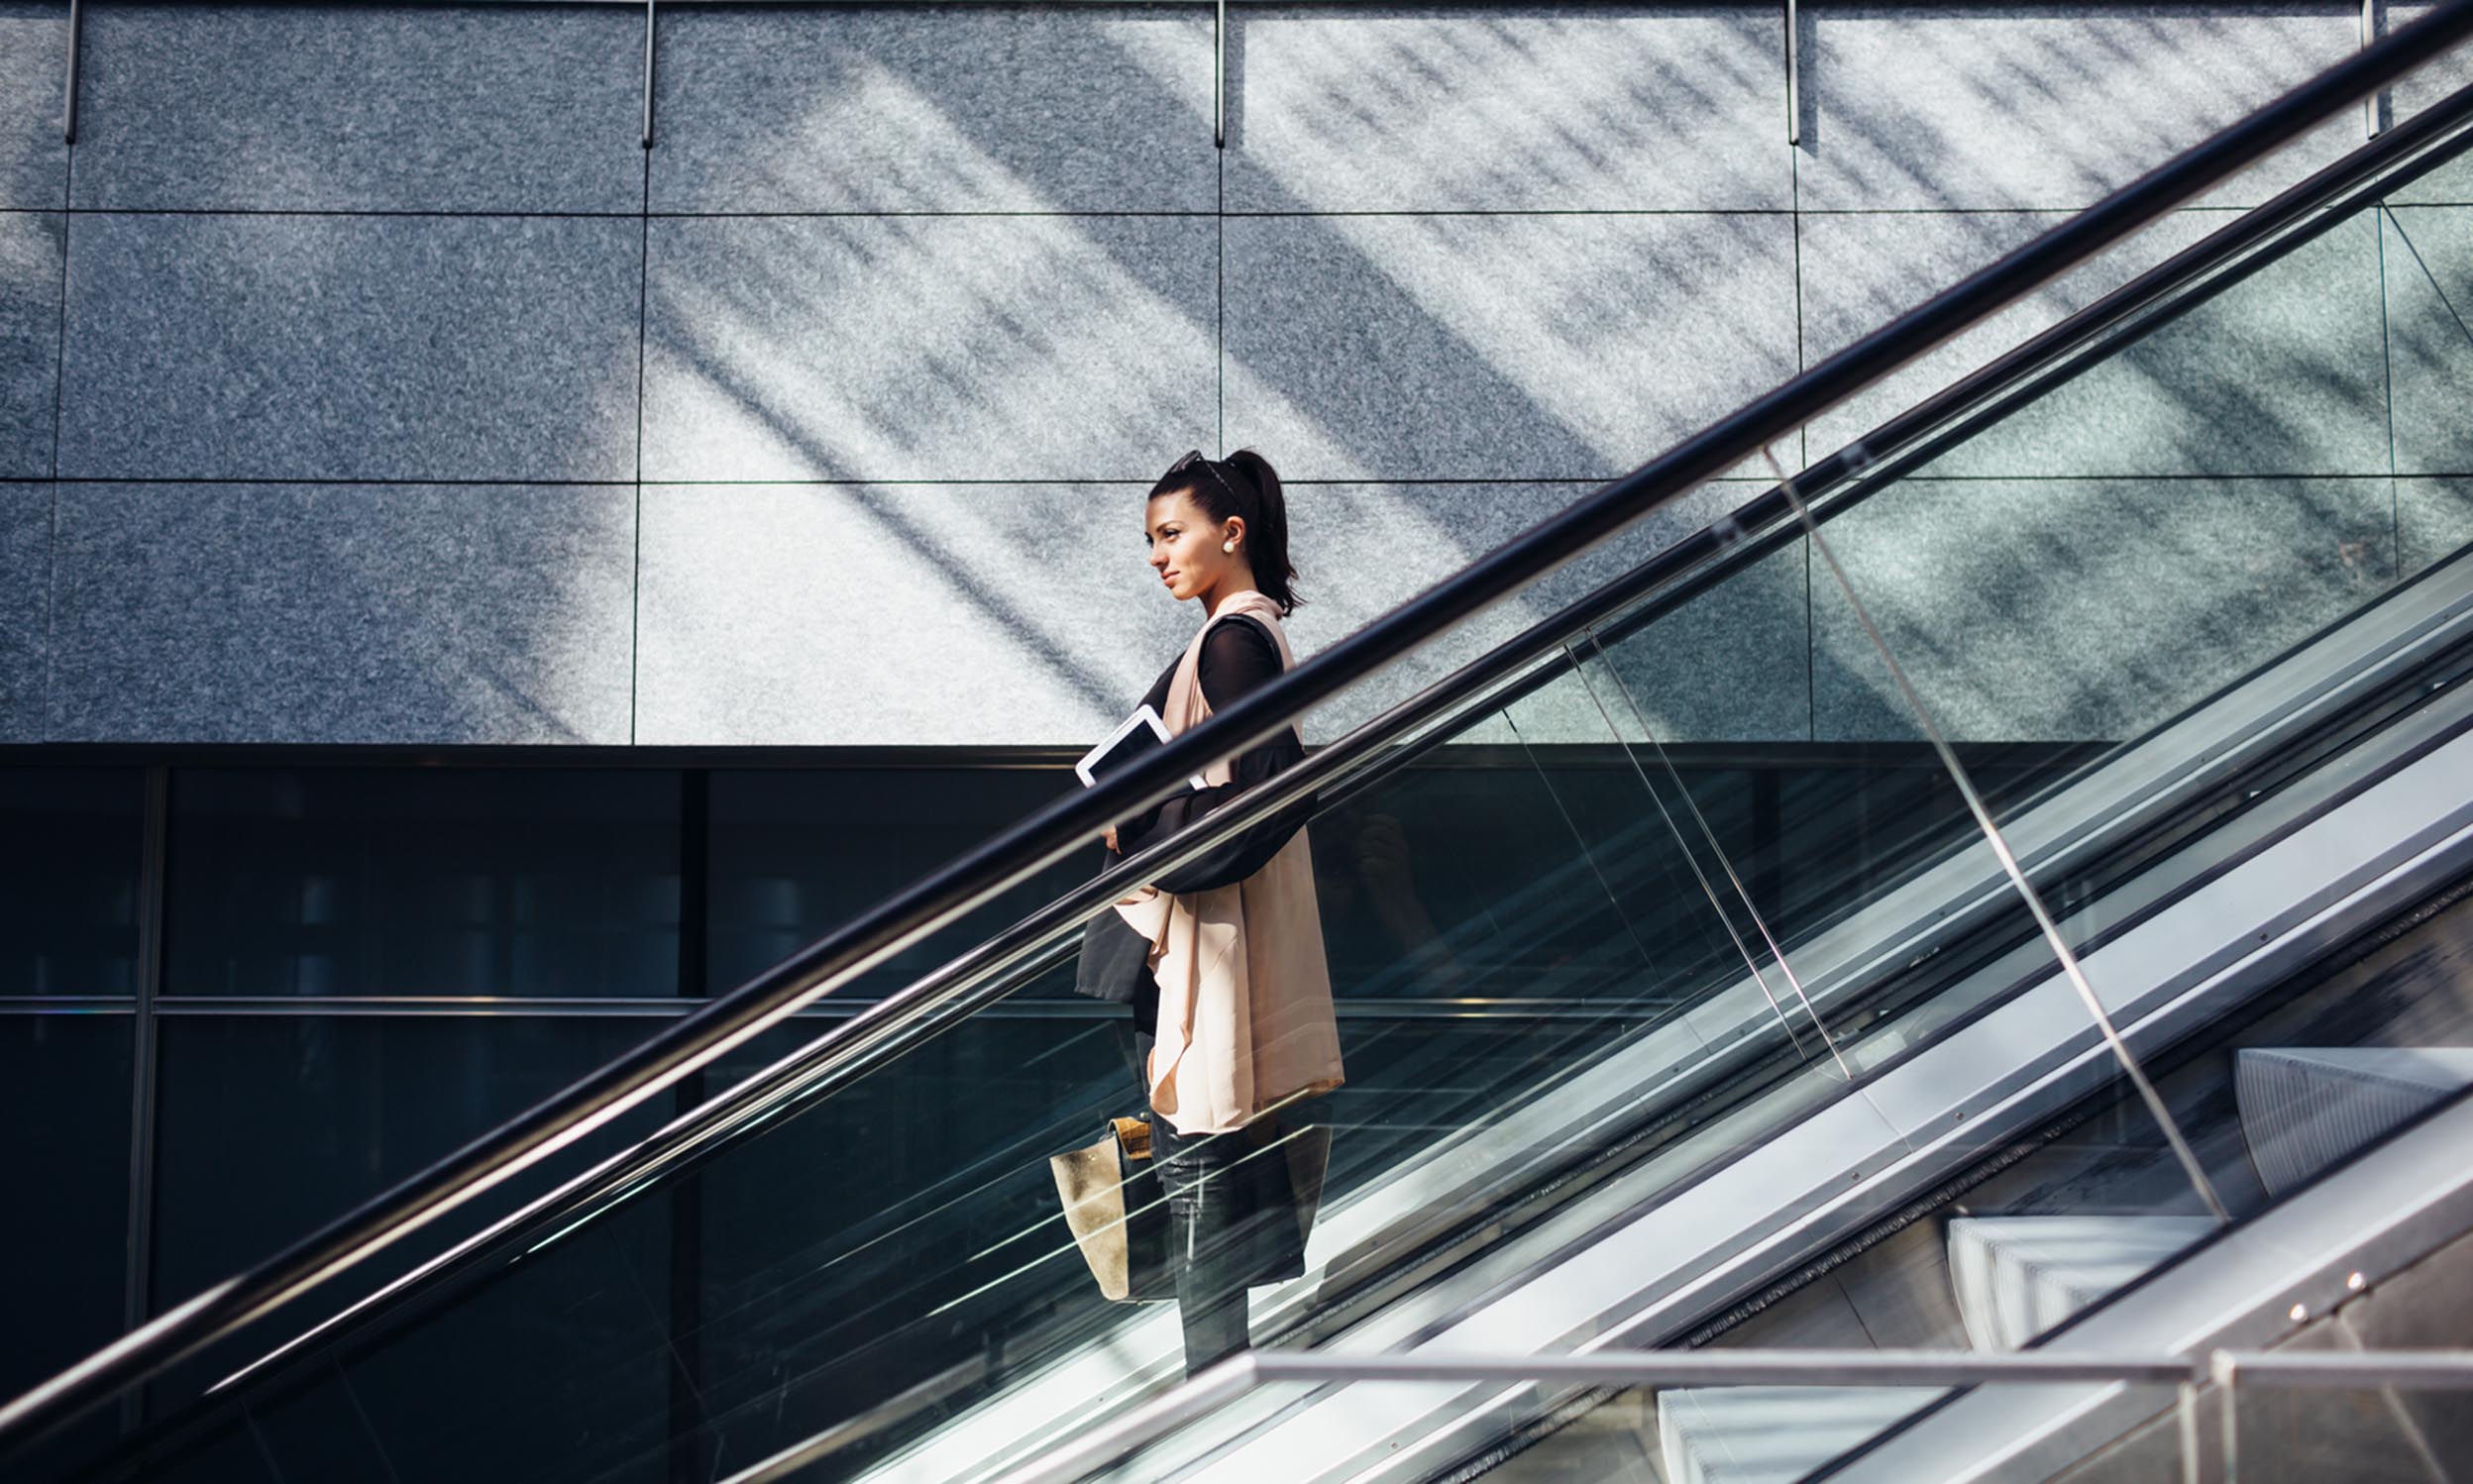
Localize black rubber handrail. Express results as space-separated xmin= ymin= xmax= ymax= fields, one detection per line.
xmin=6 ymin=2 xmax=2469 ymax=1460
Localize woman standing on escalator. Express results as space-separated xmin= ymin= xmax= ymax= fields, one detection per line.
xmin=1073 ymin=448 xmax=1345 ymax=1377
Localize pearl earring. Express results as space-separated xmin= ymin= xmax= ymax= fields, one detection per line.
xmin=1223 ymin=540 xmax=1237 ymax=553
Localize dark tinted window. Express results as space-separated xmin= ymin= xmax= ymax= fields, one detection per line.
xmin=0 ymin=769 xmax=145 ymax=996
xmin=0 ymin=1013 xmax=134 ymax=1397
xmin=167 ymin=769 xmax=682 ymax=997
xmin=705 ymin=766 xmax=1086 ymax=998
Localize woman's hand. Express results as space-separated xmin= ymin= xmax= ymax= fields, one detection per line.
xmin=1104 ymin=824 xmax=1120 ymax=853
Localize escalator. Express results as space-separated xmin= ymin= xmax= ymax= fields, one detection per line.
xmin=7 ymin=13 xmax=2473 ymax=1484
xmin=1626 ymin=881 xmax=2473 ymax=1484
xmin=978 ymin=533 xmax=2473 ymax=1484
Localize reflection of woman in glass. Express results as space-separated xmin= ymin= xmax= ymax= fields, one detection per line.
xmin=1074 ymin=448 xmax=1344 ymax=1376
xmin=1311 ymin=798 xmax=1470 ymax=999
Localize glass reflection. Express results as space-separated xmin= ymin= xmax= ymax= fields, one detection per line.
xmin=167 ymin=769 xmax=682 ymax=998
xmin=705 ymin=766 xmax=1087 ymax=999
xmin=0 ymin=1014 xmax=134 ymax=1399
xmin=0 ymin=768 xmax=144 ymax=996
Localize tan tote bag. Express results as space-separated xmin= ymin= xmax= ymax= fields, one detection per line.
xmin=1050 ymin=1115 xmax=1335 ymax=1302
xmin=1050 ymin=1116 xmax=1175 ymax=1303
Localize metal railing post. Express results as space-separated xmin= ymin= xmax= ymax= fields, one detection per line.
xmin=2176 ymin=1379 xmax=2203 ymax=1484
xmin=2214 ymin=1350 xmax=2242 ymax=1484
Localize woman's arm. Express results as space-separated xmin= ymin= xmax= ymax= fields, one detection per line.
xmin=1111 ymin=617 xmax=1309 ymax=891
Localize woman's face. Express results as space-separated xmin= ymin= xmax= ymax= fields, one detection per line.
xmin=1145 ymin=488 xmax=1244 ymax=604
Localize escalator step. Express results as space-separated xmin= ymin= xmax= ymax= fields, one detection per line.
xmin=2236 ymin=1047 xmax=2473 ymax=1196
xmin=1656 ymin=1387 xmax=1941 ymax=1484
xmin=1946 ymin=1215 xmax=2217 ymax=1352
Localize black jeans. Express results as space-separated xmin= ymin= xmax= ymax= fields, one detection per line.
xmin=1119 ymin=1021 xmax=1281 ymax=1377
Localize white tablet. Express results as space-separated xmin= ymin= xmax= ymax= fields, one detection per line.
xmin=1076 ymin=703 xmax=1210 ymax=792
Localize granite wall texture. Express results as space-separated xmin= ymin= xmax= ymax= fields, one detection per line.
xmin=0 ymin=0 xmax=2466 ymax=747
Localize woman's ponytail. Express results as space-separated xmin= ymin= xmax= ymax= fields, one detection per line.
xmin=1148 ymin=447 xmax=1305 ymax=616
xmin=1224 ymin=448 xmax=1303 ymax=615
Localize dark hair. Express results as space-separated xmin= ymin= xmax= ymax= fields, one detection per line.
xmin=1147 ymin=447 xmax=1304 ymax=615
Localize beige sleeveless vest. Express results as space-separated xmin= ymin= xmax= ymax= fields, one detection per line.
xmin=1114 ymin=590 xmax=1345 ymax=1135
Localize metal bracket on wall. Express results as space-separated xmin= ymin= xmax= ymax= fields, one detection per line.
xmin=60 ymin=0 xmax=80 ymax=144
xmin=2364 ymin=0 xmax=2382 ymax=139
xmin=1214 ymin=0 xmax=1227 ymax=150
xmin=642 ymin=0 xmax=657 ymax=148
xmin=1785 ymin=0 xmax=1800 ymax=147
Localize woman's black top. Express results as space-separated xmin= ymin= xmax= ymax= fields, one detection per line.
xmin=1072 ymin=613 xmax=1312 ymax=1008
